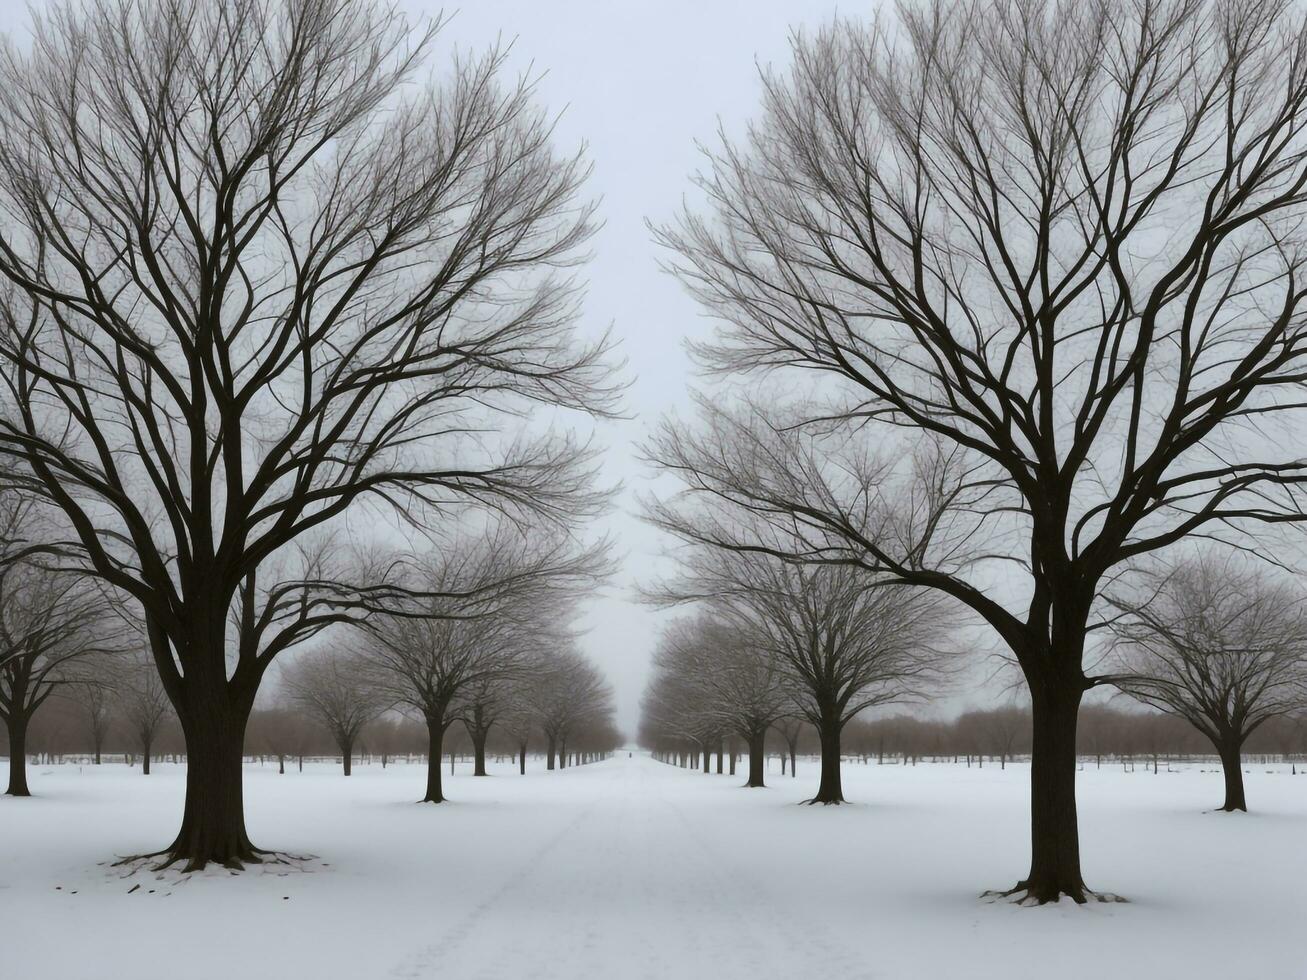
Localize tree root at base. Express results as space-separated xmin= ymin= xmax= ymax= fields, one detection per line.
xmin=111 ymin=846 xmax=314 ymax=875
xmin=980 ymin=882 xmax=1127 ymax=906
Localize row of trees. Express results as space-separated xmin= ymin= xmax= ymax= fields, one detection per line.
xmin=0 ymin=0 xmax=625 ymax=871
xmin=284 ymin=635 xmax=619 ymax=798
xmin=648 ymin=703 xmax=1307 ymax=779
xmin=638 ymin=561 xmax=954 ymax=802
xmin=639 ymin=548 xmax=1307 ymax=813
xmin=638 ymin=0 xmax=1307 ymax=903
xmin=3 ymin=687 xmax=620 ymax=779
xmin=1 ymin=510 xmax=621 ymax=801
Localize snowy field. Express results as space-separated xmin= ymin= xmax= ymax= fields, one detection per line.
xmin=2 ymin=753 xmax=1304 ymax=980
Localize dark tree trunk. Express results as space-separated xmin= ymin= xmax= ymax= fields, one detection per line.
xmin=277 ymin=753 xmax=285 ymax=775
xmin=789 ymin=744 xmax=796 ymax=778
xmin=162 ymin=689 xmax=259 ymax=871
xmin=546 ymin=736 xmax=556 ymax=770
xmin=716 ymin=738 xmax=724 ymax=774
xmin=519 ymin=743 xmax=527 ymax=775
xmin=809 ymin=708 xmax=844 ymax=804
xmin=729 ymin=748 xmax=736 ymax=775
xmin=5 ymin=711 xmax=30 ymax=796
xmin=1217 ymin=739 xmax=1248 ymax=812
xmin=341 ymin=740 xmax=353 ymax=776
xmin=141 ymin=737 xmax=152 ymax=776
xmin=422 ymin=718 xmax=446 ymax=803
xmin=472 ymin=731 xmax=487 ymax=776
xmin=703 ymin=745 xmax=710 ymax=773
xmin=745 ymin=729 xmax=766 ymax=788
xmin=559 ymin=742 xmax=567 ymax=769
xmin=1007 ymin=681 xmax=1089 ymax=903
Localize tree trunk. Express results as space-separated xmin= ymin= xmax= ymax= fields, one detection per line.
xmin=341 ymin=739 xmax=353 ymax=776
xmin=472 ymin=730 xmax=488 ymax=776
xmin=716 ymin=738 xmax=724 ymax=774
xmin=1008 ymin=682 xmax=1089 ymax=903
xmin=546 ymin=736 xmax=556 ymax=770
xmin=422 ymin=719 xmax=446 ymax=803
xmin=277 ymin=753 xmax=285 ymax=775
xmin=141 ymin=737 xmax=152 ymax=776
xmin=1217 ymin=739 xmax=1248 ymax=812
xmin=809 ymin=709 xmax=844 ymax=804
xmin=162 ymin=690 xmax=259 ymax=871
xmin=5 ymin=711 xmax=30 ymax=796
xmin=745 ymin=729 xmax=766 ymax=788
xmin=519 ymin=743 xmax=527 ymax=775
xmin=789 ymin=744 xmax=796 ymax=778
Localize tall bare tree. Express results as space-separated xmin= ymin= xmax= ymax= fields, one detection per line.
xmin=0 ymin=0 xmax=618 ymax=868
xmin=649 ymin=0 xmax=1307 ymax=901
xmin=1108 ymin=553 xmax=1307 ymax=811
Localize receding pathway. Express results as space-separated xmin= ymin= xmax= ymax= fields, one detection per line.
xmin=388 ymin=755 xmax=874 ymax=979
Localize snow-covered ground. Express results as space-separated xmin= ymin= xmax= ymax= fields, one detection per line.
xmin=2 ymin=753 xmax=1303 ymax=979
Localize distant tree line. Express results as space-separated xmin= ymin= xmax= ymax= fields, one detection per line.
xmin=2 ymin=664 xmax=621 ymax=777
xmin=644 ymin=704 xmax=1307 ymax=775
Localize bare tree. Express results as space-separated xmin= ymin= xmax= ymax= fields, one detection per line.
xmin=0 ymin=0 xmax=618 ymax=869
xmin=365 ymin=528 xmax=605 ymax=802
xmin=498 ymin=676 xmax=540 ymax=775
xmin=774 ymin=717 xmax=805 ymax=779
xmin=1108 ymin=553 xmax=1307 ymax=811
xmin=461 ymin=677 xmax=507 ymax=777
xmin=118 ymin=653 xmax=174 ymax=775
xmin=73 ymin=676 xmax=115 ymax=765
xmin=0 ymin=559 xmax=123 ymax=794
xmin=648 ymin=542 xmax=953 ymax=803
xmin=649 ymin=0 xmax=1307 ymax=902
xmin=246 ymin=704 xmax=309 ymax=775
xmin=282 ymin=647 xmax=385 ymax=776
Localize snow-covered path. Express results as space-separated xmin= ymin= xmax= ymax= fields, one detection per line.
xmin=4 ymin=752 xmax=1305 ymax=978
xmin=388 ymin=756 xmax=872 ymax=979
